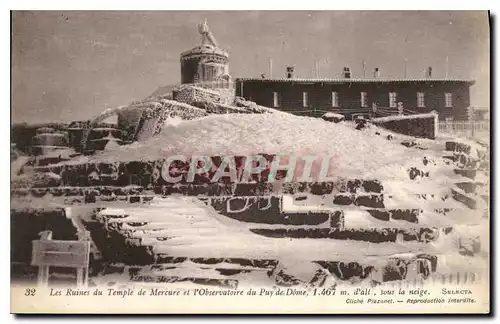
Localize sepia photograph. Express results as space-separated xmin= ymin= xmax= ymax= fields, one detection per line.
xmin=10 ymin=10 xmax=490 ymax=314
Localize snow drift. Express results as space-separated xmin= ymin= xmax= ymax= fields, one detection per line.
xmin=90 ymin=113 xmax=431 ymax=181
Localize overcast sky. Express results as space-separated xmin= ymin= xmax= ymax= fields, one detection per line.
xmin=12 ymin=11 xmax=489 ymax=123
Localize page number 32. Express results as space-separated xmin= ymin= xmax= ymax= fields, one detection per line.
xmin=24 ymin=288 xmax=36 ymax=296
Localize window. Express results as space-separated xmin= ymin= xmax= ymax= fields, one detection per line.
xmin=273 ymin=92 xmax=280 ymax=108
xmin=445 ymin=93 xmax=453 ymax=107
xmin=389 ymin=92 xmax=397 ymax=108
xmin=417 ymin=92 xmax=425 ymax=108
xmin=332 ymin=92 xmax=339 ymax=108
xmin=360 ymin=92 xmax=368 ymax=107
xmin=303 ymin=92 xmax=309 ymax=108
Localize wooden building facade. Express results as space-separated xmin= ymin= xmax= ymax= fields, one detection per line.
xmin=235 ymin=77 xmax=475 ymax=120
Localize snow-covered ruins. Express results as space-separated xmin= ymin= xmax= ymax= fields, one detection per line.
xmin=11 ymin=19 xmax=490 ymax=291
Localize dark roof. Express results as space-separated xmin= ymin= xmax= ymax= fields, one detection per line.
xmin=236 ymin=77 xmax=475 ymax=85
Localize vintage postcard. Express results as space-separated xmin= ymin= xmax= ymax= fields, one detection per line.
xmin=10 ymin=10 xmax=490 ymax=314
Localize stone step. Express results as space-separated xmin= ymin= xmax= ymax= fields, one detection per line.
xmin=208 ymin=196 xmax=343 ymax=226
xmin=446 ymin=140 xmax=489 ymax=158
xmin=129 ymin=274 xmax=240 ymax=289
xmin=445 ymin=141 xmax=472 ymax=155
xmin=331 ymin=194 xmax=384 ymax=208
xmin=99 ymin=209 xmax=343 ymax=228
xmin=12 ymin=179 xmax=385 ymax=196
xmin=249 ymin=227 xmax=449 ymax=243
xmin=443 ymin=153 xmax=480 ymax=169
xmin=94 ymin=252 xmax=439 ymax=288
xmin=283 ymin=193 xmax=454 ymax=209
xmin=11 ymin=191 xmax=154 ymax=206
xmin=451 ymin=189 xmax=478 ymax=209
xmin=29 ymin=157 xmax=386 ymax=190
xmin=454 ymin=182 xmax=485 ymax=194
xmin=123 ymin=225 xmax=441 ymax=246
xmin=11 ymin=190 xmax=457 ymax=212
xmin=12 ymin=191 xmax=387 ymax=212
xmin=207 ymin=197 xmax=445 ymax=226
xmin=86 ymin=212 xmax=449 ymax=268
xmin=282 ymin=180 xmax=384 ymax=194
xmin=149 ymin=253 xmax=439 ymax=286
xmin=364 ymin=208 xmax=455 ymax=223
xmin=84 ymin=216 xmax=442 ymax=284
xmin=15 ymin=188 xmax=450 ymax=204
xmin=316 ymin=253 xmax=438 ymax=282
xmin=11 ymin=185 xmax=146 ymax=197
xmin=151 ymin=256 xmax=279 ymax=269
xmin=454 ymin=169 xmax=477 ymax=180
xmin=122 ymin=228 xmax=230 ymax=239
xmin=93 ymin=203 xmax=459 ymax=230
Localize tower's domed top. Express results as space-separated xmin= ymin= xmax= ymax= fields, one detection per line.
xmin=180 ymin=19 xmax=228 ymax=59
xmin=181 ymin=45 xmax=228 ymax=59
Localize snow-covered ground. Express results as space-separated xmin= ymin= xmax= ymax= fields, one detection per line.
xmin=76 ymin=113 xmax=466 ymax=181
xmin=12 ymin=112 xmax=490 ymax=288
xmin=88 ymin=195 xmax=488 ymax=287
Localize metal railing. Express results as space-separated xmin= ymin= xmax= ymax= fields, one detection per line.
xmin=439 ymin=120 xmax=490 ymax=137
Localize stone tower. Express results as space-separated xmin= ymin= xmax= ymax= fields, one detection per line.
xmin=180 ymin=19 xmax=230 ymax=84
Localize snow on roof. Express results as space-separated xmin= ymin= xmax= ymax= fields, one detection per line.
xmin=91 ymin=127 xmax=120 ymax=132
xmin=97 ymin=208 xmax=127 ymax=217
xmin=34 ymin=133 xmax=67 ymax=138
xmin=372 ymin=112 xmax=438 ymax=123
xmin=322 ymin=112 xmax=344 ymax=118
xmin=236 ymin=77 xmax=475 ymax=85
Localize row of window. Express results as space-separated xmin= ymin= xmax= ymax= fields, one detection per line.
xmin=272 ymin=91 xmax=454 ymax=109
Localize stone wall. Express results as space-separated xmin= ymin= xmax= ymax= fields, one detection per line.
xmin=134 ymin=100 xmax=208 ymax=141
xmin=371 ymin=113 xmax=438 ymax=139
xmin=117 ymin=108 xmax=144 ymax=141
xmin=173 ymin=85 xmax=221 ymax=105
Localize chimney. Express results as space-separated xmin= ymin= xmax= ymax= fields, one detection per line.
xmin=286 ymin=66 xmax=295 ymax=79
xmin=343 ymin=66 xmax=351 ymax=79
xmin=426 ymin=66 xmax=433 ymax=78
xmin=373 ymin=67 xmax=380 ymax=78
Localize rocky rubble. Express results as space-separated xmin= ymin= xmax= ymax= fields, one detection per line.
xmin=10 ymin=113 xmax=490 ymax=288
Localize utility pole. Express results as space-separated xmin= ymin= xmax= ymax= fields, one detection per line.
xmin=269 ymin=58 xmax=273 ymax=78
xmin=404 ymin=35 xmax=408 ymax=78
xmin=445 ymin=56 xmax=449 ymax=78
xmin=362 ymin=60 xmax=366 ymax=78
